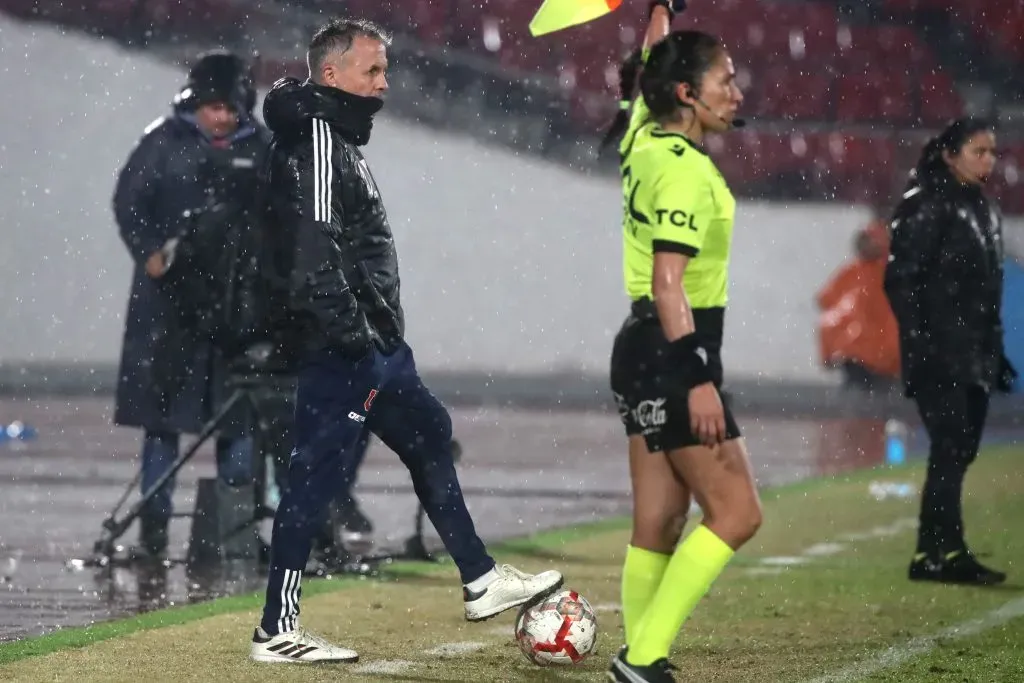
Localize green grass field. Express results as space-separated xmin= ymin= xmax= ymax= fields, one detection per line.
xmin=2 ymin=448 xmax=1022 ymax=682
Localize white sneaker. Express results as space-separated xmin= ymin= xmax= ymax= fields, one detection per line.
xmin=463 ymin=564 xmax=564 ymax=622
xmin=249 ymin=625 xmax=359 ymax=664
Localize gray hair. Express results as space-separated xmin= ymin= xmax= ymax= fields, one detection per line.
xmin=307 ymin=18 xmax=392 ymax=78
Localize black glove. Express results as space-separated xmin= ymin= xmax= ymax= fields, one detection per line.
xmin=649 ymin=0 xmax=688 ymax=18
xmin=997 ymin=354 xmax=1018 ymax=393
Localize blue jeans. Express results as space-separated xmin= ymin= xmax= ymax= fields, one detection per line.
xmin=140 ymin=431 xmax=253 ymax=521
xmin=260 ymin=342 xmax=493 ymax=635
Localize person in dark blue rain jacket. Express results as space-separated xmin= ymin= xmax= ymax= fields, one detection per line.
xmin=112 ymin=50 xmax=270 ymax=559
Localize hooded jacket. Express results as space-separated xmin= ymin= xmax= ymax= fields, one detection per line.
xmin=112 ymin=86 xmax=268 ymax=432
xmin=884 ymin=163 xmax=1007 ymax=395
xmin=261 ymin=77 xmax=404 ymax=359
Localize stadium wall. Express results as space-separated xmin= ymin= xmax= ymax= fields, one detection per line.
xmin=3 ymin=14 xmax=1023 ymax=414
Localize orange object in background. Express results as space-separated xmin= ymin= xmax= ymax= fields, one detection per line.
xmin=817 ymin=220 xmax=901 ymax=380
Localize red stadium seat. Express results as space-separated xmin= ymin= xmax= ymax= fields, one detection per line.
xmin=834 ymin=70 xmax=915 ymax=124
xmin=754 ymin=63 xmax=834 ymax=121
xmin=556 ymin=21 xmax=636 ymax=95
xmin=755 ymin=2 xmax=840 ymax=63
xmin=901 ymin=0 xmax=1024 ymax=69
xmin=706 ymin=130 xmax=764 ymax=185
xmin=917 ymin=71 xmax=964 ymax=127
xmin=836 ymin=24 xmax=933 ymax=72
xmin=449 ymin=0 xmax=561 ymax=73
xmin=820 ymin=133 xmax=899 ymax=202
xmin=52 ymin=0 xmax=1014 ymax=213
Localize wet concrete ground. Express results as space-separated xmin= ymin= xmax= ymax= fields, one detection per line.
xmin=0 ymin=395 xmax=954 ymax=642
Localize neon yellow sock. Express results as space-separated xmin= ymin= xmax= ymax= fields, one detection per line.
xmin=627 ymin=525 xmax=735 ymax=666
xmin=621 ymin=545 xmax=671 ymax=645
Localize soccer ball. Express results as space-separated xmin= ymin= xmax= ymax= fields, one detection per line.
xmin=514 ymin=589 xmax=598 ymax=666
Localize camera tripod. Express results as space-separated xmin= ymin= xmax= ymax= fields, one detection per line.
xmin=81 ymin=371 xmax=448 ymax=575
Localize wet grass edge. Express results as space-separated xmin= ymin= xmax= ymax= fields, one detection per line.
xmin=2 ymin=446 xmax=1010 ymax=665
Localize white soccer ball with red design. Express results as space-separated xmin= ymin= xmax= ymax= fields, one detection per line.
xmin=514 ymin=589 xmax=598 ymax=666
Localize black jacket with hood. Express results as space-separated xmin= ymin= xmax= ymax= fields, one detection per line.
xmin=113 ymin=59 xmax=269 ymax=433
xmin=261 ymin=77 xmax=404 ymax=360
xmin=884 ymin=162 xmax=1011 ymax=397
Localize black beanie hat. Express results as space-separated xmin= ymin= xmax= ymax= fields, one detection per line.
xmin=177 ymin=50 xmax=256 ymax=114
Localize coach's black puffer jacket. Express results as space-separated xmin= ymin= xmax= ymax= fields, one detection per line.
xmin=261 ymin=77 xmax=404 ymax=359
xmin=884 ymin=164 xmax=1008 ymax=396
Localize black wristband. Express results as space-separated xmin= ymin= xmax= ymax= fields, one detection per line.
xmin=668 ymin=334 xmax=714 ymax=386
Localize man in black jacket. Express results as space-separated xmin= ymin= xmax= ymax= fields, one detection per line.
xmin=884 ymin=118 xmax=1016 ymax=586
xmin=248 ymin=19 xmax=563 ymax=664
xmin=113 ymin=50 xmax=269 ymax=560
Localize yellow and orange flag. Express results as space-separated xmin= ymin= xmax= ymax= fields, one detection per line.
xmin=528 ymin=0 xmax=623 ymax=36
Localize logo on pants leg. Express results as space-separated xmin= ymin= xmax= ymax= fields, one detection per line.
xmin=363 ymin=389 xmax=379 ymax=411
xmin=348 ymin=411 xmax=366 ymax=423
xmin=632 ymin=398 xmax=667 ymax=433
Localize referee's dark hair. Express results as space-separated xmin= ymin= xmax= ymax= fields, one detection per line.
xmin=640 ymin=30 xmax=723 ymax=122
xmin=599 ymin=47 xmax=644 ymax=154
xmin=914 ymin=117 xmax=995 ymax=179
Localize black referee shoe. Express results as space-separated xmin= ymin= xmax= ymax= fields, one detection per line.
xmin=909 ymin=550 xmax=1007 ymax=586
xmin=608 ymin=648 xmax=678 ymax=682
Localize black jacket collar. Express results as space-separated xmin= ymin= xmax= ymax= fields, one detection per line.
xmin=263 ymin=77 xmax=383 ymax=146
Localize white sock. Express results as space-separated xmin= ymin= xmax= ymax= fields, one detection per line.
xmin=464 ymin=565 xmax=499 ymax=592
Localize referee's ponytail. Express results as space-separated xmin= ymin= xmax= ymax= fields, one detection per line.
xmin=599 ymin=47 xmax=644 ymax=155
xmin=640 ymin=30 xmax=722 ymax=122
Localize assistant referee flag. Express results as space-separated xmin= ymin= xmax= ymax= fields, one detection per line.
xmin=529 ymin=0 xmax=622 ymax=36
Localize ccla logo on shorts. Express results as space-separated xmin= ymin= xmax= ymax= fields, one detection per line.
xmin=632 ymin=398 xmax=667 ymax=430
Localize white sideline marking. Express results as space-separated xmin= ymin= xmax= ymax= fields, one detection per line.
xmin=804 ymin=597 xmax=1024 ymax=683
xmin=593 ymin=603 xmax=621 ymax=614
xmin=352 ymin=660 xmax=417 ymax=675
xmin=802 ymin=542 xmax=846 ymax=557
xmin=759 ymin=556 xmax=809 ymax=566
xmin=749 ymin=517 xmax=918 ymax=573
xmin=744 ymin=567 xmax=785 ymax=576
xmin=424 ymin=641 xmax=486 ymax=657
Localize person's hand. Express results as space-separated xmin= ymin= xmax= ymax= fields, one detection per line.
xmin=145 ymin=251 xmax=167 ymax=279
xmin=649 ymin=0 xmax=687 ymax=18
xmin=689 ymin=382 xmax=725 ymax=447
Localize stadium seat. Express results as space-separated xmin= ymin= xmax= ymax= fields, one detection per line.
xmin=916 ymin=71 xmax=964 ymax=127
xmin=555 ymin=22 xmax=634 ymax=95
xmin=755 ymin=1 xmax=840 ymax=63
xmin=333 ymin=0 xmax=453 ymax=44
xmin=34 ymin=0 xmax=1016 ymax=214
xmin=449 ymin=0 xmax=565 ymax=73
xmin=903 ymin=0 xmax=1024 ymax=68
xmin=821 ymin=133 xmax=898 ymax=199
xmin=836 ymin=24 xmax=933 ymax=73
xmin=754 ymin=63 xmax=834 ymax=121
xmin=707 ymin=129 xmax=764 ymax=185
xmin=834 ymin=70 xmax=915 ymax=124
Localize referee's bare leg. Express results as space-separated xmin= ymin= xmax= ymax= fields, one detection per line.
xmin=618 ymin=438 xmax=761 ymax=679
xmin=620 ymin=436 xmax=692 ymax=646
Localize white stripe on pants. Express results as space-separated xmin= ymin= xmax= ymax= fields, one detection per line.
xmin=276 ymin=568 xmax=302 ymax=634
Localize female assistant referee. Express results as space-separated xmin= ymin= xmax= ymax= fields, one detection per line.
xmin=605 ymin=2 xmax=762 ymax=681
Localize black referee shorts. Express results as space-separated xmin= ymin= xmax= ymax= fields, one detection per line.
xmin=609 ymin=302 xmax=741 ymax=453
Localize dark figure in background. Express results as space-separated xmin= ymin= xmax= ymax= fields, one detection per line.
xmin=113 ymin=50 xmax=270 ymax=559
xmin=884 ymin=118 xmax=1017 ymax=586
